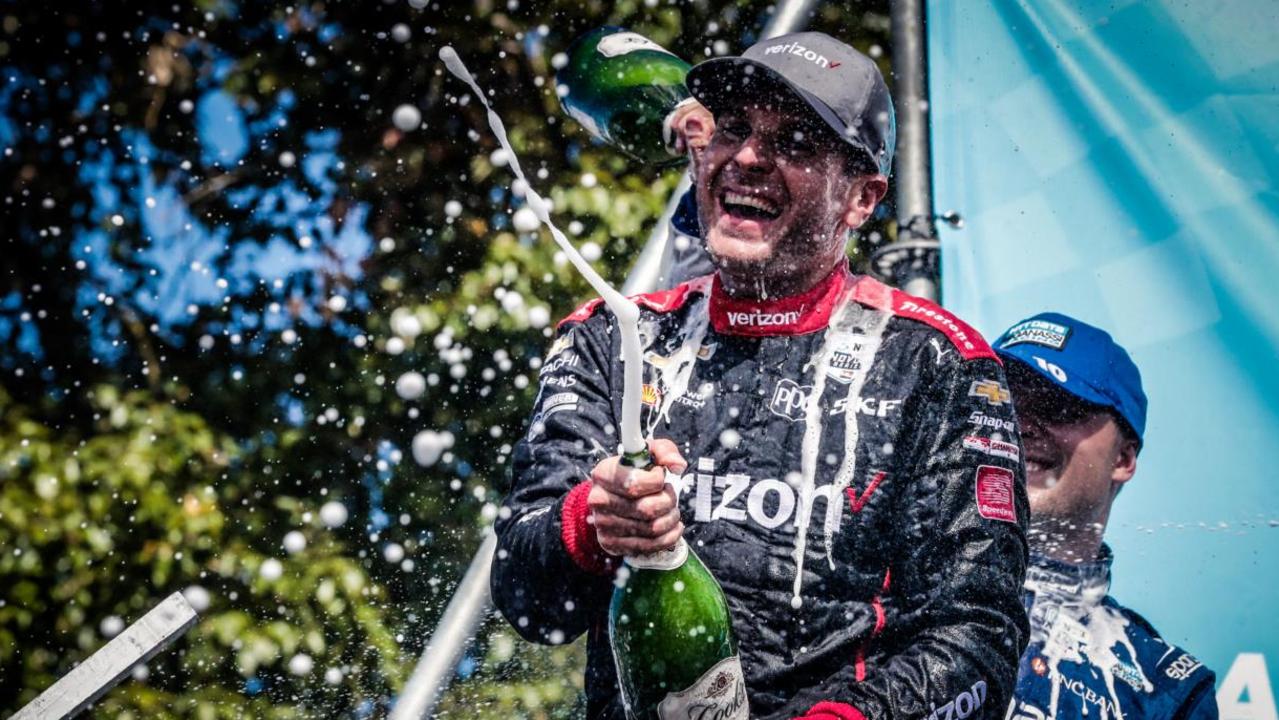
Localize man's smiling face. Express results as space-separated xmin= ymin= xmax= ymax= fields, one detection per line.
xmin=695 ymin=100 xmax=881 ymax=296
xmin=1007 ymin=361 xmax=1138 ymax=559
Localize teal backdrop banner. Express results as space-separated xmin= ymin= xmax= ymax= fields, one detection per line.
xmin=928 ymin=2 xmax=1279 ymax=718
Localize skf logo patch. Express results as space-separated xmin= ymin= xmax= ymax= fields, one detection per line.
xmin=969 ymin=379 xmax=1011 ymax=406
xmin=975 ymin=465 xmax=1017 ymax=523
xmin=641 ymin=384 xmax=662 ymax=407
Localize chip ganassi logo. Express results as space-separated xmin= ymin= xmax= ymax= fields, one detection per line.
xmin=726 ymin=308 xmax=802 ymax=328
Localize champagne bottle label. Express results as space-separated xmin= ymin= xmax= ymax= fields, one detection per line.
xmin=596 ymin=32 xmax=680 ymax=59
xmin=656 ymin=655 xmax=749 ymax=720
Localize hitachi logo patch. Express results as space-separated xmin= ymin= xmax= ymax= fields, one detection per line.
xmin=726 ymin=308 xmax=802 ymax=327
xmin=764 ymin=42 xmax=831 ymax=69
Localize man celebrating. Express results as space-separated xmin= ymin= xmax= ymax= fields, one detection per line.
xmin=994 ymin=313 xmax=1217 ymax=720
xmin=494 ymin=32 xmax=1030 ymax=720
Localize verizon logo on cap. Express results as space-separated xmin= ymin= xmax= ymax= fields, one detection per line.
xmin=764 ymin=42 xmax=834 ymax=69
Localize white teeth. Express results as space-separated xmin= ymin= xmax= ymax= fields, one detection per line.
xmin=723 ymin=191 xmax=779 ymax=216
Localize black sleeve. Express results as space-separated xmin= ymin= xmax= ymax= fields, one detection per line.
xmin=770 ymin=352 xmax=1031 ymax=720
xmin=490 ymin=311 xmax=621 ymax=645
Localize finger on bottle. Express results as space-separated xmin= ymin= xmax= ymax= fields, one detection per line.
xmin=648 ymin=438 xmax=688 ymax=474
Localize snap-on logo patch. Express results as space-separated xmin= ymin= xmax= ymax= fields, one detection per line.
xmin=975 ymin=465 xmax=1017 ymax=523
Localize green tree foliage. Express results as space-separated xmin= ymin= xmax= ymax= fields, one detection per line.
xmin=0 ymin=1 xmax=888 ymax=716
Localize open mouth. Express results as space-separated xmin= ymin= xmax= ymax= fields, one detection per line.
xmin=720 ymin=190 xmax=782 ymax=222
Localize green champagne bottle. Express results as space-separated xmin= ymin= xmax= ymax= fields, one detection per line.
xmin=557 ymin=27 xmax=692 ymax=165
xmin=608 ymin=452 xmax=748 ymax=720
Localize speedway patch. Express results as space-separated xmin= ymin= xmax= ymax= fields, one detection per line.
xmin=975 ymin=465 xmax=1017 ymax=523
xmin=824 ymin=333 xmax=880 ymax=384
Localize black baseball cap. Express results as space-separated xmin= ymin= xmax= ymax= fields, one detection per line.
xmin=685 ymin=32 xmax=896 ymax=176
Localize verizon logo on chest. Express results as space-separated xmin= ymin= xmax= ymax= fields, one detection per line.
xmin=726 ymin=308 xmax=802 ymax=327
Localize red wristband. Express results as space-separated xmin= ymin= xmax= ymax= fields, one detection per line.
xmin=560 ymin=481 xmax=616 ymax=575
xmin=794 ymin=701 xmax=867 ymax=720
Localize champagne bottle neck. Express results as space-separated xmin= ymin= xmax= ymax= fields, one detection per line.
xmin=624 ymin=537 xmax=689 ymax=571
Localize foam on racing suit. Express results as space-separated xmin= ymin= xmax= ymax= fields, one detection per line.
xmin=492 ymin=263 xmax=1031 ymax=719
xmin=1008 ymin=546 xmax=1218 ymax=720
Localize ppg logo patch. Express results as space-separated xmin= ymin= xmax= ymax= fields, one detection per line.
xmin=1001 ymin=320 xmax=1071 ymax=350
xmin=770 ymin=379 xmax=812 ymax=421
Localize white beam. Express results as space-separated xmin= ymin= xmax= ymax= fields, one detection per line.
xmin=12 ymin=592 xmax=198 ymax=720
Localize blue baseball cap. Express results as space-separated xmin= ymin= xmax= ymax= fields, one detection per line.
xmin=993 ymin=312 xmax=1147 ymax=447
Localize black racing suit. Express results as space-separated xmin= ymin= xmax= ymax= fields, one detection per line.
xmin=493 ymin=264 xmax=1030 ymax=720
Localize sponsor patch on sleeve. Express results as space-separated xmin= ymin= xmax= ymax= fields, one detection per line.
xmin=1164 ymin=652 xmax=1204 ymax=681
xmin=964 ymin=436 xmax=1020 ymax=462
xmin=975 ymin=465 xmax=1017 ymax=523
xmin=968 ymin=379 xmax=1012 ymax=406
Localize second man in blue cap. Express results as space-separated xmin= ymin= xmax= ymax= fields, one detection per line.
xmin=995 ymin=313 xmax=1217 ymax=720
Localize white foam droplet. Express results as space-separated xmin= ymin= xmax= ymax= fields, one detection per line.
xmin=396 ymin=371 xmax=427 ymax=400
xmin=100 ymin=615 xmax=124 ymax=638
xmin=392 ymin=104 xmax=422 ymax=132
xmin=260 ymin=558 xmax=284 ymax=581
xmin=182 ymin=585 xmax=211 ymax=612
xmin=412 ymin=430 xmax=455 ymax=466
xmin=320 ymin=501 xmax=349 ymax=528
xmin=512 ymin=207 xmax=540 ymax=233
xmin=282 ymin=530 xmax=307 ymax=554
xmin=288 ymin=653 xmax=314 ymax=676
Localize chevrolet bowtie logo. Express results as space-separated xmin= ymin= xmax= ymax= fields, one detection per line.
xmin=968 ymin=379 xmax=1011 ymax=406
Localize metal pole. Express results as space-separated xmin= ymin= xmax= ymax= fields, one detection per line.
xmin=622 ymin=0 xmax=822 ymax=295
xmin=872 ymin=0 xmax=941 ymax=300
xmin=13 ymin=592 xmax=197 ymax=720
xmin=389 ymin=528 xmax=497 ymax=720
